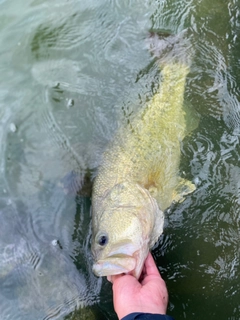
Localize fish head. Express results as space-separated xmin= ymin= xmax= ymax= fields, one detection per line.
xmin=92 ymin=209 xmax=148 ymax=279
xmin=92 ymin=182 xmax=164 ymax=279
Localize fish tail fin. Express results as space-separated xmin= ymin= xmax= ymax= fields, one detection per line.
xmin=145 ymin=29 xmax=194 ymax=68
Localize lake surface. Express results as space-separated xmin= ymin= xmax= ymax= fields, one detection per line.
xmin=0 ymin=0 xmax=239 ymax=319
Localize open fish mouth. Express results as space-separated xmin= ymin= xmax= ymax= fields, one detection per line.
xmin=92 ymin=254 xmax=136 ymax=277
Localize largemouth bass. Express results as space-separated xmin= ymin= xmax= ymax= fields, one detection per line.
xmin=91 ymin=35 xmax=195 ymax=279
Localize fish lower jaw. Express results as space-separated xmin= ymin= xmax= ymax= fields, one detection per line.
xmin=92 ymin=255 xmax=136 ymax=277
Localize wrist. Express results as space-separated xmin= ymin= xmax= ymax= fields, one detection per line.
xmin=121 ymin=313 xmax=175 ymax=320
xmin=116 ymin=303 xmax=167 ymax=319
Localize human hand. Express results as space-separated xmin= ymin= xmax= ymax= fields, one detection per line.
xmin=110 ymin=252 xmax=168 ymax=319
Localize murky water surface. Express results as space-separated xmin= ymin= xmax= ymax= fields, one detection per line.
xmin=0 ymin=0 xmax=239 ymax=319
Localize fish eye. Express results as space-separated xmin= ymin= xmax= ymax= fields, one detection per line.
xmin=97 ymin=233 xmax=108 ymax=246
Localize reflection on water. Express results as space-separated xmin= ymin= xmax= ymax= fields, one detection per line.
xmin=0 ymin=0 xmax=239 ymax=319
xmin=0 ymin=188 xmax=101 ymax=319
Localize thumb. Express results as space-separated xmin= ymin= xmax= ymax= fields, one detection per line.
xmin=107 ymin=274 xmax=124 ymax=284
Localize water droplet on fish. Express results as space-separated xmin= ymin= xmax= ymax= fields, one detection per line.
xmin=9 ymin=123 xmax=17 ymax=132
xmin=66 ymin=98 xmax=74 ymax=108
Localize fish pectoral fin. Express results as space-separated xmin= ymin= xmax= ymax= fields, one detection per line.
xmin=149 ymin=206 xmax=164 ymax=248
xmin=172 ymin=177 xmax=196 ymax=203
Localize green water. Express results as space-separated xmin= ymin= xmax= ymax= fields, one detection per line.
xmin=0 ymin=0 xmax=239 ymax=319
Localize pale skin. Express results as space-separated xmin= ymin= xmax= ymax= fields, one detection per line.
xmin=109 ymin=253 xmax=168 ymax=319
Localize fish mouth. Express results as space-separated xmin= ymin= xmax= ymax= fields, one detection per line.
xmin=92 ymin=239 xmax=149 ymax=278
xmin=92 ymin=254 xmax=137 ymax=277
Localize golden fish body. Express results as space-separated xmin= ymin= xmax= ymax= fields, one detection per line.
xmin=91 ymin=60 xmax=195 ymax=279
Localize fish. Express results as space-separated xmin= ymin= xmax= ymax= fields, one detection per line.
xmin=91 ymin=33 xmax=196 ymax=279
